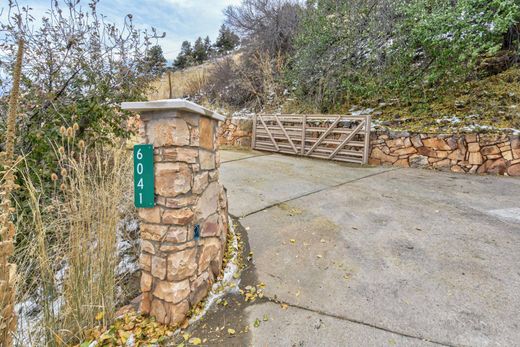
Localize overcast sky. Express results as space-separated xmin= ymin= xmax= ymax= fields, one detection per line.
xmin=1 ymin=0 xmax=241 ymax=61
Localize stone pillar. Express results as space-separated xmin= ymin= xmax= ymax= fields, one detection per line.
xmin=121 ymin=100 xmax=229 ymax=325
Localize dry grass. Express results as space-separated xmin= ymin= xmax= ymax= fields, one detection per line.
xmin=147 ymin=54 xmax=242 ymax=101
xmin=15 ymin=133 xmax=133 ymax=346
xmin=148 ymin=63 xmax=214 ymax=100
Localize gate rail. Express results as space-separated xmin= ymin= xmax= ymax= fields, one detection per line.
xmin=252 ymin=114 xmax=371 ymax=164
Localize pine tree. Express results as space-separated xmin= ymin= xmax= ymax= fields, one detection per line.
xmin=143 ymin=45 xmax=167 ymax=76
xmin=173 ymin=40 xmax=193 ymax=69
xmin=215 ymin=24 xmax=240 ymax=54
xmin=192 ymin=36 xmax=208 ymax=64
xmin=204 ymin=35 xmax=213 ymax=58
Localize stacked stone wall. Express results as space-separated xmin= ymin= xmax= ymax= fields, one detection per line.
xmin=217 ymin=117 xmax=253 ymax=147
xmin=137 ymin=110 xmax=229 ymax=325
xmin=215 ymin=116 xmax=520 ymax=176
xmin=370 ymin=132 xmax=520 ymax=176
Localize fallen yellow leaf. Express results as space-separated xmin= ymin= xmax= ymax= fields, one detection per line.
xmin=189 ymin=337 xmax=202 ymax=345
xmin=228 ymin=328 xmax=236 ymax=335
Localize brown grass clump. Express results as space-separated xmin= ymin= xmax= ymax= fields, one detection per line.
xmin=15 ymin=131 xmax=133 ymax=345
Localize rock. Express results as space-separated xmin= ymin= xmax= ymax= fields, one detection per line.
xmin=162 ymin=226 xmax=188 ymax=243
xmin=450 ymin=165 xmax=464 ymax=173
xmin=422 ymin=138 xmax=452 ymax=150
xmin=218 ymin=185 xmax=228 ymax=211
xmin=192 ymin=171 xmax=209 ymax=194
xmin=433 ymin=159 xmax=450 ymax=168
xmin=155 ymin=163 xmax=192 ymax=197
xmin=141 ymin=240 xmax=156 ymax=255
xmin=435 ymin=151 xmax=449 ymax=159
xmin=409 ymin=155 xmax=429 ymax=168
xmin=448 ymin=150 xmax=465 ymax=161
xmin=202 ymin=214 xmax=219 ymax=237
xmin=198 ymin=238 xmax=221 ymax=276
xmin=190 ymin=126 xmax=200 ymax=146
xmin=162 ymin=147 xmax=198 ymax=163
xmin=167 ymin=248 xmax=198 ymax=281
xmin=199 ymin=150 xmax=216 ymax=170
xmin=141 ymin=224 xmax=169 ymax=241
xmin=141 ymin=272 xmax=153 ymax=292
xmin=385 ymin=138 xmax=404 ymax=148
xmin=481 ymin=145 xmax=500 ymax=156
xmin=139 ymin=253 xmax=152 ymax=272
xmin=465 ymin=134 xmax=478 ymax=143
xmin=199 ymin=117 xmax=215 ymax=150
xmin=167 ymin=300 xmax=190 ymax=325
xmin=160 ymin=241 xmax=196 ymax=253
xmin=392 ymin=147 xmax=417 ymax=156
xmin=138 ymin=207 xmax=161 ymax=224
xmin=468 ymin=152 xmax=483 ymax=165
xmin=416 ymin=146 xmax=436 ymax=157
xmin=153 ymin=279 xmax=190 ymax=304
xmin=370 ymin=147 xmax=398 ymax=164
xmin=513 ymin=145 xmax=520 ymax=160
xmin=140 ymin=292 xmax=152 ymax=314
xmin=507 ymin=164 xmax=520 ymax=176
xmin=195 ymin=182 xmax=219 ymax=221
xmin=190 ymin=271 xmax=211 ymax=305
xmin=208 ymin=170 xmax=219 ymax=182
xmin=147 ymin=118 xmax=190 ymax=147
xmin=446 ymin=137 xmax=458 ymax=150
xmin=164 ymin=195 xmax=198 ymax=209
xmin=150 ymin=299 xmax=167 ymax=323
xmin=151 ymin=256 xmax=166 ymax=280
xmin=162 ymin=208 xmax=194 ymax=225
xmin=468 ymin=143 xmax=480 ymax=152
xmin=394 ymin=159 xmax=410 ymax=167
xmin=410 ymin=135 xmax=423 ymax=148
xmin=487 ymin=158 xmax=507 ymax=175
xmin=502 ymin=150 xmax=513 ymax=161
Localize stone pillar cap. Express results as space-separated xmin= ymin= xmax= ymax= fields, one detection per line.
xmin=121 ymin=99 xmax=226 ymax=122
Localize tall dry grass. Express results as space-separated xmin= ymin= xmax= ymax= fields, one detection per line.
xmin=15 ymin=132 xmax=133 ymax=346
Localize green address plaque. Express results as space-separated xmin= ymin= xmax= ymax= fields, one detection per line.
xmin=134 ymin=144 xmax=155 ymax=208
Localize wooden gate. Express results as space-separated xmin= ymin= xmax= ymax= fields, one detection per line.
xmin=252 ymin=114 xmax=371 ymax=164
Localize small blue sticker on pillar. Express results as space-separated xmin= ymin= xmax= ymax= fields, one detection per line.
xmin=133 ymin=144 xmax=155 ymax=208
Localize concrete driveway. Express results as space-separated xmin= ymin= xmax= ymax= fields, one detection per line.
xmin=189 ymin=149 xmax=520 ymax=346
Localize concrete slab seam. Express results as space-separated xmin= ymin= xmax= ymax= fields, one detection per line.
xmin=238 ymin=168 xmax=400 ymax=218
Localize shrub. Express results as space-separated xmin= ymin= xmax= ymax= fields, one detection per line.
xmin=288 ymin=0 xmax=520 ymax=111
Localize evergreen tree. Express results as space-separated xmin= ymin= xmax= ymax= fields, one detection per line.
xmin=192 ymin=36 xmax=208 ymax=64
xmin=204 ymin=35 xmax=214 ymax=58
xmin=143 ymin=45 xmax=167 ymax=76
xmin=215 ymin=24 xmax=240 ymax=54
xmin=173 ymin=40 xmax=192 ymax=69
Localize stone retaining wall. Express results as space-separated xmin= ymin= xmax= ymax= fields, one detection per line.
xmin=216 ymin=116 xmax=520 ymax=176
xmin=217 ymin=117 xmax=253 ymax=147
xmin=370 ymin=132 xmax=520 ymax=176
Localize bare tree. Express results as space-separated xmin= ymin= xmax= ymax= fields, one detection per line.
xmin=224 ymin=0 xmax=302 ymax=55
xmin=0 ymin=0 xmax=164 ymax=157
